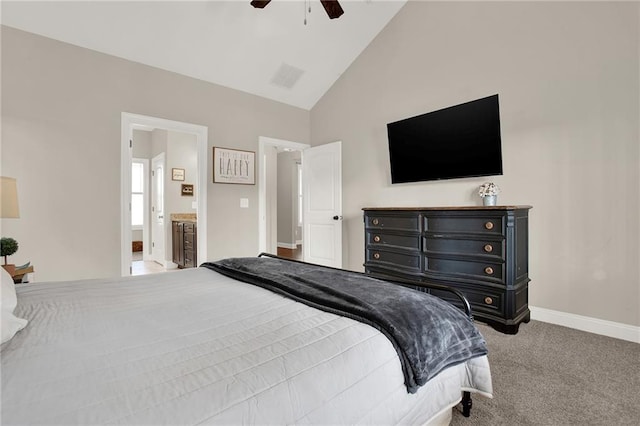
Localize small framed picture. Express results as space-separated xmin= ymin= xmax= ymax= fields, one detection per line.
xmin=181 ymin=184 xmax=194 ymax=196
xmin=213 ymin=147 xmax=255 ymax=185
xmin=172 ymin=168 xmax=185 ymax=181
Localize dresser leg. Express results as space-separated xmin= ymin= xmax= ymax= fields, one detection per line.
xmin=485 ymin=320 xmax=521 ymax=335
xmin=461 ymin=391 xmax=472 ymax=417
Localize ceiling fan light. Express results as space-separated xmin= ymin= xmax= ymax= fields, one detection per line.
xmin=250 ymin=0 xmax=344 ymax=20
xmin=320 ymin=0 xmax=344 ymax=19
xmin=250 ymin=0 xmax=272 ymax=9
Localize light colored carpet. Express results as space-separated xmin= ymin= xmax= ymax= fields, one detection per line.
xmin=451 ymin=320 xmax=640 ymax=425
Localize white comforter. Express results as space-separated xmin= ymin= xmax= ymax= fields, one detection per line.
xmin=1 ymin=267 xmax=492 ymax=425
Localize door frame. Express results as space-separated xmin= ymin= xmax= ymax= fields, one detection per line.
xmin=258 ymin=136 xmax=310 ymax=254
xmin=121 ymin=112 xmax=208 ymax=276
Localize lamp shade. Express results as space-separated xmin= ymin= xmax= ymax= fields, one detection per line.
xmin=0 ymin=177 xmax=20 ymax=218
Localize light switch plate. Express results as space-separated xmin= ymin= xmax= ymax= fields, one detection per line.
xmin=240 ymin=198 xmax=249 ymax=208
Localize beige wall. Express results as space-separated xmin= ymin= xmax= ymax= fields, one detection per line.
xmin=166 ymin=130 xmax=198 ymax=218
xmin=311 ymin=2 xmax=639 ymax=326
xmin=0 ymin=26 xmax=309 ymax=281
xmin=132 ymin=129 xmax=152 ymax=159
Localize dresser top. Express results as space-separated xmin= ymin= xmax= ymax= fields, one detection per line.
xmin=170 ymin=213 xmax=197 ymax=222
xmin=362 ymin=205 xmax=532 ymax=211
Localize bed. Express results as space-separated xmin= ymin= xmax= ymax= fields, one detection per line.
xmin=1 ymin=255 xmax=492 ymax=425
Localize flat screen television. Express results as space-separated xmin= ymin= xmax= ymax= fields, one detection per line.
xmin=387 ymin=94 xmax=503 ymax=183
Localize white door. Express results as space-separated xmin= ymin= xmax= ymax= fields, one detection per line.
xmin=151 ymin=153 xmax=165 ymax=265
xmin=302 ymin=141 xmax=342 ymax=268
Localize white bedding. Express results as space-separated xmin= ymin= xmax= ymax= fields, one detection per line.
xmin=1 ymin=267 xmax=492 ymax=425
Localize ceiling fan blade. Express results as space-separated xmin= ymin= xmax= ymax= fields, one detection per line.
xmin=250 ymin=0 xmax=272 ymax=9
xmin=320 ymin=0 xmax=344 ymax=19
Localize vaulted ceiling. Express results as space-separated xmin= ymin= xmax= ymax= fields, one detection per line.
xmin=1 ymin=0 xmax=407 ymax=110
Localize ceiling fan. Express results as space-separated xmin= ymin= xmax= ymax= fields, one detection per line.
xmin=250 ymin=0 xmax=344 ymax=20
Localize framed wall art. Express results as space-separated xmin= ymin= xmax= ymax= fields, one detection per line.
xmin=213 ymin=147 xmax=255 ymax=185
xmin=172 ymin=168 xmax=185 ymax=181
xmin=181 ymin=184 xmax=194 ymax=196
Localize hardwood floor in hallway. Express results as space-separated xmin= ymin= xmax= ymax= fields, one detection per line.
xmin=277 ymin=245 xmax=302 ymax=261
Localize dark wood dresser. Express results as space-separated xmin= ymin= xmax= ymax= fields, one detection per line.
xmin=363 ymin=206 xmax=532 ymax=334
xmin=172 ymin=221 xmax=197 ymax=268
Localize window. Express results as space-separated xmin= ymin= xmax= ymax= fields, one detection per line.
xmin=131 ymin=161 xmax=145 ymax=228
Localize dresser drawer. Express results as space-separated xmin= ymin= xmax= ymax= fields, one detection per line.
xmin=184 ymin=233 xmax=196 ymax=246
xmin=424 ymin=257 xmax=504 ymax=283
xmin=424 ymin=216 xmax=503 ymax=235
xmin=366 ymin=249 xmax=421 ymax=272
xmin=463 ymin=288 xmax=503 ymax=316
xmin=367 ymin=232 xmax=420 ymax=250
xmin=183 ymin=222 xmax=196 ymax=233
xmin=184 ymin=239 xmax=195 ymax=251
xmin=424 ymin=237 xmax=503 ymax=260
xmin=183 ymin=251 xmax=196 ymax=268
xmin=429 ymin=286 xmax=504 ymax=317
xmin=365 ymin=215 xmax=419 ymax=231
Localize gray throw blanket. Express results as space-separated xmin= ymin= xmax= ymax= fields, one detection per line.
xmin=202 ymin=257 xmax=488 ymax=393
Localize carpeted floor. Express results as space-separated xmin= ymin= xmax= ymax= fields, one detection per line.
xmin=451 ymin=320 xmax=639 ymax=425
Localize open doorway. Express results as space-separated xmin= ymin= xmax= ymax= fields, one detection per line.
xmin=258 ymin=137 xmax=309 ymax=258
xmin=258 ymin=136 xmax=342 ymax=268
xmin=121 ymin=113 xmax=208 ymax=277
xmin=259 ymin=137 xmax=343 ymax=268
xmin=276 ymin=149 xmax=303 ymax=261
xmin=130 ymin=132 xmax=198 ymax=276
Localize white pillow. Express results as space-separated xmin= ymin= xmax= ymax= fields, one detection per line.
xmin=1 ymin=267 xmax=28 ymax=344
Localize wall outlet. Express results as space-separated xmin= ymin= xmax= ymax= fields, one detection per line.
xmin=240 ymin=198 xmax=249 ymax=208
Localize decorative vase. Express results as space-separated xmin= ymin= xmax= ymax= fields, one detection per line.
xmin=483 ymin=195 xmax=497 ymax=206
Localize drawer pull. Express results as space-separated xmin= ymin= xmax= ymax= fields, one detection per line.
xmin=484 ymin=297 xmax=493 ymax=305
xmin=373 ymin=235 xmax=381 ymax=243
xmin=373 ymin=252 xmax=381 ymax=260
xmin=372 ymin=218 xmax=379 ymax=226
xmin=484 ymin=266 xmax=494 ymax=275
xmin=484 ymin=221 xmax=494 ymax=230
xmin=483 ymin=244 xmax=493 ymax=253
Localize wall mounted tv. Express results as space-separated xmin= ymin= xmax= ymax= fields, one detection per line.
xmin=387 ymin=94 xmax=503 ymax=184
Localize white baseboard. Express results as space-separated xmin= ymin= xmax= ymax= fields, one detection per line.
xmin=530 ymin=306 xmax=640 ymax=343
xmin=296 ymin=239 xmax=303 ymax=245
xmin=277 ymin=242 xmax=298 ymax=249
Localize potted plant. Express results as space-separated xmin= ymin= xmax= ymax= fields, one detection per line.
xmin=478 ymin=182 xmax=500 ymax=206
xmin=1 ymin=237 xmax=19 ymax=275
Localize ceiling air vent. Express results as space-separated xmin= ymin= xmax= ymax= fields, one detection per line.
xmin=270 ymin=62 xmax=304 ymax=89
